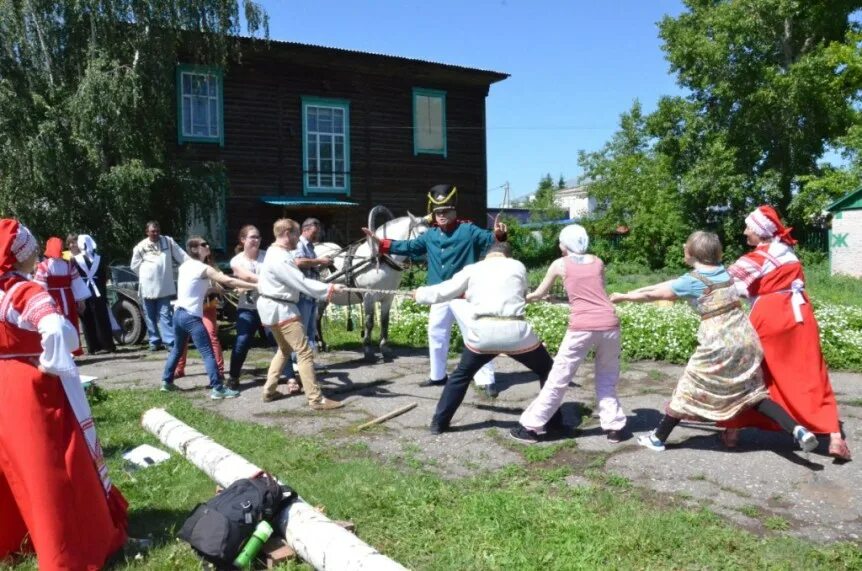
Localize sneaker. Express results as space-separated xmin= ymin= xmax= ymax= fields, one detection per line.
xmin=793 ymin=426 xmax=818 ymax=453
xmin=509 ymin=425 xmax=541 ymax=444
xmin=226 ymin=377 xmax=240 ymax=390
xmin=606 ymin=429 xmax=624 ymax=443
xmin=160 ymin=382 xmax=177 ymax=392
xmin=211 ymin=386 xmax=240 ymax=400
xmin=484 ymin=384 xmax=499 ymax=399
xmin=419 ymin=376 xmax=447 ymax=388
xmin=637 ymin=432 xmax=666 ymax=452
xmin=148 ymin=344 xmax=163 ymax=352
xmin=309 ymin=397 xmax=343 ymax=411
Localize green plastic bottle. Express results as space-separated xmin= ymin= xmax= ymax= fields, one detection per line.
xmin=233 ymin=520 xmax=274 ymax=569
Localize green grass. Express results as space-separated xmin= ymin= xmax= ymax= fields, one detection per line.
xmin=764 ymin=516 xmax=792 ymax=532
xmin=803 ymin=261 xmax=862 ymax=307
xmin=4 ymin=390 xmax=860 ymax=570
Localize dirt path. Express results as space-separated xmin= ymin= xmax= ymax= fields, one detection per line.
xmin=79 ymin=346 xmax=862 ymax=544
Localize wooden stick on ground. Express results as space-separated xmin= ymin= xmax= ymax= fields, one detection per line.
xmin=355 ymin=402 xmax=418 ymax=431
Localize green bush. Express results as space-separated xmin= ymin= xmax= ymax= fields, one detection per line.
xmin=384 ymin=298 xmax=862 ymax=372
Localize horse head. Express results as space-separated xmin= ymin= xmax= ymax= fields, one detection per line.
xmin=404 ymin=211 xmax=431 ymax=241
xmin=374 ymin=211 xmax=430 ymax=242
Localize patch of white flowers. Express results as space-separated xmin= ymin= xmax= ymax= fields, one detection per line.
xmin=329 ymin=298 xmax=862 ymax=371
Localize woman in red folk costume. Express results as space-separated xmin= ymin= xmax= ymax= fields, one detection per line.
xmin=719 ymin=206 xmax=852 ymax=461
xmin=0 ymin=220 xmax=128 ymax=569
xmin=33 ymin=236 xmax=91 ymax=356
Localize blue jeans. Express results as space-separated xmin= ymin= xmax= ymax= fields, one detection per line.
xmin=143 ymin=296 xmax=175 ymax=347
xmin=229 ymin=308 xmax=269 ymax=379
xmin=162 ymin=308 xmax=222 ymax=388
xmin=296 ymin=296 xmax=318 ymax=351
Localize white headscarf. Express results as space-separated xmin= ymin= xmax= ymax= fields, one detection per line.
xmin=78 ymin=234 xmax=97 ymax=258
xmin=75 ymin=234 xmax=102 ymax=296
xmin=559 ymin=224 xmax=589 ymax=255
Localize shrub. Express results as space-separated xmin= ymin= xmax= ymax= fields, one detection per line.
xmin=384 ymin=299 xmax=862 ymax=372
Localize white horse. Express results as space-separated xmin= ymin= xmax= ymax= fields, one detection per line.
xmin=316 ymin=212 xmax=430 ymax=361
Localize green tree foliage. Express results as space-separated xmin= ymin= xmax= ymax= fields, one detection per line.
xmin=579 ymin=1 xmax=862 ymax=267
xmin=0 ymin=1 xmax=269 ymax=261
xmin=529 ymin=173 xmax=567 ymax=222
xmin=578 ymin=102 xmax=690 ymax=268
xmin=658 ymin=0 xmax=861 ymax=215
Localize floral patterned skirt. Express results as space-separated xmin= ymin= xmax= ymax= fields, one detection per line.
xmin=669 ymin=308 xmax=767 ymax=421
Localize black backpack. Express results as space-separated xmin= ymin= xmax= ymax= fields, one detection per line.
xmin=178 ymin=474 xmax=294 ymax=568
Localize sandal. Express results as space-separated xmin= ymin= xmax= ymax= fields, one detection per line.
xmin=829 ymin=437 xmax=852 ymax=461
xmin=720 ymin=428 xmax=740 ymax=449
xmin=285 ymin=379 xmax=302 ymax=396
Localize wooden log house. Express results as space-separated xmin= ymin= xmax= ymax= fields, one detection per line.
xmin=176 ymin=38 xmax=508 ymax=250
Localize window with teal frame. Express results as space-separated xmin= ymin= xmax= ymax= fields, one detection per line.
xmin=177 ymin=64 xmax=224 ymax=146
xmin=413 ymin=88 xmax=447 ymax=157
xmin=302 ymin=97 xmax=350 ymax=194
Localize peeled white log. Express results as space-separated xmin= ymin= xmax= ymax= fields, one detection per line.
xmin=142 ymin=408 xmax=407 ymax=571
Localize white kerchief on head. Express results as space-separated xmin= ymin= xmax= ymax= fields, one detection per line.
xmin=78 ymin=234 xmax=97 ymax=258
xmin=745 ymin=209 xmax=777 ymax=238
xmin=11 ymin=223 xmax=38 ymax=264
xmin=559 ymin=224 xmax=589 ymax=255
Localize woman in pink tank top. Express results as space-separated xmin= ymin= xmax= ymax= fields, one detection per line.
xmin=511 ymin=224 xmax=627 ymax=444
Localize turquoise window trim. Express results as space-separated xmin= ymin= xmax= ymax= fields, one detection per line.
xmin=301 ymin=96 xmax=351 ymax=196
xmin=177 ymin=64 xmax=224 ymax=147
xmin=413 ymin=87 xmax=447 ymax=157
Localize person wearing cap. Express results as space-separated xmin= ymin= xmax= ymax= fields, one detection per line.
xmin=511 ymin=224 xmax=627 ymax=444
xmin=0 ymin=219 xmax=128 ymax=569
xmin=362 ymin=184 xmax=507 ymax=396
xmin=130 ymin=220 xmax=190 ymax=351
xmin=33 ymin=236 xmax=91 ymax=356
xmin=410 ymin=241 xmax=561 ymax=434
xmin=292 ymin=217 xmax=332 ymax=355
xmin=73 ymin=234 xmax=116 ymax=354
xmin=718 ymin=206 xmax=851 ymax=460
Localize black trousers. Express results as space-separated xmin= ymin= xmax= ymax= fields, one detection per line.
xmin=433 ymin=344 xmax=555 ymax=428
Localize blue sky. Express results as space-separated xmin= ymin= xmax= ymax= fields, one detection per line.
xmin=257 ymin=0 xmax=686 ymax=206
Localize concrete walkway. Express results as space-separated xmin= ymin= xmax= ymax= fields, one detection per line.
xmin=79 ymin=345 xmax=862 ymax=544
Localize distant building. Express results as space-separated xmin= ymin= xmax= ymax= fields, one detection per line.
xmin=486 ymin=207 xmax=531 ymax=227
xmin=827 ymin=188 xmax=862 ymax=278
xmin=555 ymin=179 xmax=596 ymax=220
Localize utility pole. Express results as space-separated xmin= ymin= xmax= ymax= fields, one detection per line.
xmin=501 ymin=181 xmax=511 ymax=209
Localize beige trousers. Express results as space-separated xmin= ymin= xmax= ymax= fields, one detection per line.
xmin=264 ymin=318 xmax=321 ymax=403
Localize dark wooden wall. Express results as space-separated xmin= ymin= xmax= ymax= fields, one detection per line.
xmin=174 ymin=47 xmax=498 ymax=250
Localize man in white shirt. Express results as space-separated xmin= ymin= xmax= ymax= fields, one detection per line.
xmin=412 ymin=241 xmax=561 ymax=434
xmin=130 ymin=221 xmax=189 ymax=350
xmin=257 ymin=218 xmax=344 ymax=408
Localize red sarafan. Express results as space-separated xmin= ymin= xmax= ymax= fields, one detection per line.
xmin=0 ymin=219 xmax=127 ymax=570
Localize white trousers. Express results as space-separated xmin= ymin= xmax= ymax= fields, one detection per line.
xmin=428 ymin=300 xmax=495 ymax=386
xmin=520 ymin=329 xmax=625 ymax=432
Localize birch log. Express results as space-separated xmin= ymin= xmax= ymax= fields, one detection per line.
xmin=142 ymin=408 xmax=407 ymax=571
